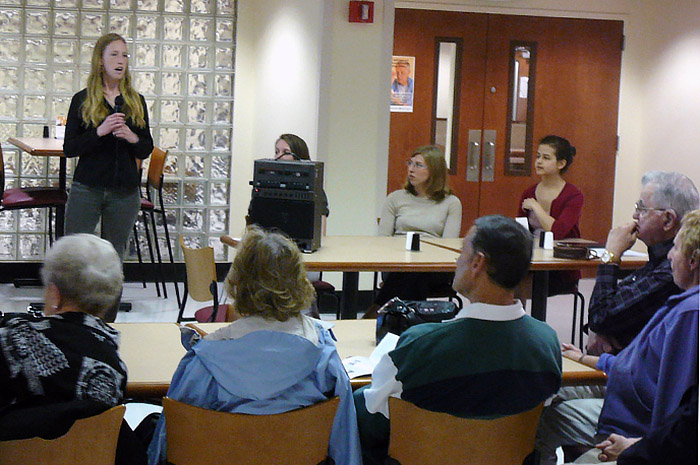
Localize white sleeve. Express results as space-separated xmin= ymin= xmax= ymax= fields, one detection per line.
xmin=362 ymin=352 xmax=403 ymax=418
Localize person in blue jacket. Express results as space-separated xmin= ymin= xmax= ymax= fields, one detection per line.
xmin=536 ymin=208 xmax=700 ymax=464
xmin=147 ymin=226 xmax=361 ymax=465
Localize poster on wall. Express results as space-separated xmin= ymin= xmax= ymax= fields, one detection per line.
xmin=390 ymin=56 xmax=415 ymax=112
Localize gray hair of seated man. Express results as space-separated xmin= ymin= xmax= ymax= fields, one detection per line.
xmin=641 ymin=171 xmax=700 ymax=221
xmin=40 ymin=233 xmax=123 ymax=318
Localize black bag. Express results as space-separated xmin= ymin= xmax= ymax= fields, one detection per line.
xmin=376 ymin=297 xmax=458 ymax=343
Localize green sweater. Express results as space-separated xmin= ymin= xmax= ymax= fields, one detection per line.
xmin=354 ymin=302 xmax=562 ymax=465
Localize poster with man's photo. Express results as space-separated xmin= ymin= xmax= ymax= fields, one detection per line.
xmin=390 ymin=56 xmax=415 ymax=113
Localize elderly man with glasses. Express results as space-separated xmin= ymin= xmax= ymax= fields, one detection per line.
xmin=585 ymin=171 xmax=699 ymax=355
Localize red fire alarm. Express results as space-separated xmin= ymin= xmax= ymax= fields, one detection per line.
xmin=349 ymin=1 xmax=374 ymax=23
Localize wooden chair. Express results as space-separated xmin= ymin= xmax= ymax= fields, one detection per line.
xmin=163 ymin=396 xmax=339 ymax=465
xmin=177 ymin=236 xmax=229 ymax=323
xmin=0 ymin=405 xmax=124 ymax=465
xmin=133 ymin=147 xmax=181 ymax=306
xmin=387 ymin=398 xmax=543 ymax=465
xmin=0 ymin=144 xmax=67 ymax=245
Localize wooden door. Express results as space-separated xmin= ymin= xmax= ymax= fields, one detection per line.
xmin=389 ymin=10 xmax=488 ymax=228
xmin=389 ymin=10 xmax=623 ymax=242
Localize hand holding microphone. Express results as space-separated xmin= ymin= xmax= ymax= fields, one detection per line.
xmin=110 ymin=95 xmax=138 ymax=143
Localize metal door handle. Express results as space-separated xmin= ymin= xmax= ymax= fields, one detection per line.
xmin=466 ymin=130 xmax=481 ymax=182
xmin=482 ymin=130 xmax=496 ymax=182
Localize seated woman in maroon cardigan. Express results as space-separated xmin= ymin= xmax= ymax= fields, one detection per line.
xmin=518 ymin=134 xmax=584 ymax=296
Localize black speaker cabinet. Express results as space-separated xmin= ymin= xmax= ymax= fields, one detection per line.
xmin=249 ymin=159 xmax=324 ymax=252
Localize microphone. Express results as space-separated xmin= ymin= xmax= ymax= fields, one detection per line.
xmin=114 ymin=95 xmax=124 ymax=114
xmin=275 ymin=152 xmax=300 ymax=161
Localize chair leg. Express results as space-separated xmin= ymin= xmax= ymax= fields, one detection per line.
xmin=209 ymin=281 xmax=220 ymax=322
xmin=577 ymin=292 xmax=586 ymax=350
xmin=158 ymin=203 xmax=181 ymax=307
xmin=176 ymin=284 xmax=189 ymax=323
xmin=149 ymin=209 xmax=168 ymax=299
xmin=133 ymin=223 xmax=147 ymax=289
xmin=141 ymin=209 xmax=161 ymax=297
xmin=571 ymin=293 xmax=578 ymax=346
xmin=47 ymin=207 xmax=54 ymax=246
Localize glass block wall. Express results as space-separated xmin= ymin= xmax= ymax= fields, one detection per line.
xmin=0 ymin=0 xmax=235 ymax=261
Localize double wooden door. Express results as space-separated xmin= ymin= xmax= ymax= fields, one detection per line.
xmin=389 ymin=10 xmax=623 ymax=241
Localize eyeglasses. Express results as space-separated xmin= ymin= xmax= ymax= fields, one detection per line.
xmin=406 ymin=160 xmax=427 ymax=169
xmin=634 ymin=201 xmax=667 ymax=214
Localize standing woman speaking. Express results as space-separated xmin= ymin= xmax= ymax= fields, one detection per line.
xmin=63 ymin=33 xmax=153 ymax=261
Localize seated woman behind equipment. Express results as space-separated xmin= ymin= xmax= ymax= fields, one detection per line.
xmin=366 ymin=145 xmax=462 ymax=318
xmin=0 ymin=234 xmax=127 ymax=429
xmin=147 ymin=226 xmax=361 ymax=465
xmin=248 ymin=133 xmax=330 ymax=234
xmin=518 ymin=134 xmax=583 ymax=296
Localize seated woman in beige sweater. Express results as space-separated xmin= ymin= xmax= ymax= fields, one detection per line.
xmin=365 ymin=145 xmax=462 ymax=318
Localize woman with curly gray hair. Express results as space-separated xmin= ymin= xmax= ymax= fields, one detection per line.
xmin=147 ymin=226 xmax=361 ymax=465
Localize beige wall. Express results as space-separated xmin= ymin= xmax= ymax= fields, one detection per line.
xmin=233 ymin=0 xmax=700 ymax=283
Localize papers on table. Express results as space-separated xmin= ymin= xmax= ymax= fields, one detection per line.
xmin=342 ymin=332 xmax=399 ymax=379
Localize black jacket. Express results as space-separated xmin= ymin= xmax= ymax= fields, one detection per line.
xmin=63 ymin=88 xmax=153 ymax=189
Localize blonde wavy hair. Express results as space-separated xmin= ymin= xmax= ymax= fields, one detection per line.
xmin=678 ymin=209 xmax=700 ymax=263
xmin=225 ymin=226 xmax=315 ymax=321
xmin=403 ymin=145 xmax=452 ymax=201
xmin=81 ymin=33 xmax=146 ymax=129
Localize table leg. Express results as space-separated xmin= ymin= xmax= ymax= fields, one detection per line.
xmin=56 ymin=157 xmax=67 ymax=237
xmin=340 ymin=271 xmax=359 ymax=319
xmin=531 ymin=270 xmax=549 ymax=321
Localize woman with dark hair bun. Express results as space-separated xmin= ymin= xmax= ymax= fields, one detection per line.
xmin=518 ymin=134 xmax=584 ymax=295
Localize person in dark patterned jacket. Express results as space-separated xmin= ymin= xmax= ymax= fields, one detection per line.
xmin=0 ymin=233 xmax=127 ymax=412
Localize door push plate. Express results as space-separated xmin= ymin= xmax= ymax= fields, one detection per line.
xmin=466 ymin=130 xmax=481 ymax=182
xmin=482 ymin=130 xmax=496 ymax=182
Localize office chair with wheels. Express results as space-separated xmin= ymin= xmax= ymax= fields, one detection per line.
xmin=163 ymin=396 xmax=339 ymax=465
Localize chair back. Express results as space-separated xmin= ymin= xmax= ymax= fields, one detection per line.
xmin=148 ymin=147 xmax=168 ymax=190
xmin=163 ymin=396 xmax=340 ymax=465
xmin=387 ymin=398 xmax=543 ymax=465
xmin=0 ymin=405 xmax=125 ymax=465
xmin=179 ymin=236 xmax=218 ymax=303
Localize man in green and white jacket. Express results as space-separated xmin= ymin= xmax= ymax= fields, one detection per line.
xmin=354 ymin=215 xmax=563 ymax=465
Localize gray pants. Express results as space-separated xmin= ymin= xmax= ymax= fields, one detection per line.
xmin=64 ymin=181 xmax=141 ymax=262
xmin=536 ymin=385 xmax=606 ymax=465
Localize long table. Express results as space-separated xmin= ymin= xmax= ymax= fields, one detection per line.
xmin=115 ymin=321 xmax=605 ymax=397
xmin=112 ymin=323 xmax=186 ymax=398
xmin=220 ymin=234 xmax=648 ymax=321
xmin=191 ymin=320 xmax=607 ymax=389
xmin=7 ymin=137 xmax=67 ymax=237
xmin=221 ymin=235 xmax=461 ymax=319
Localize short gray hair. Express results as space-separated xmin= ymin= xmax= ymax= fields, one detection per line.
xmin=40 ymin=234 xmax=123 ymax=317
xmin=641 ymin=171 xmax=700 ymax=221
